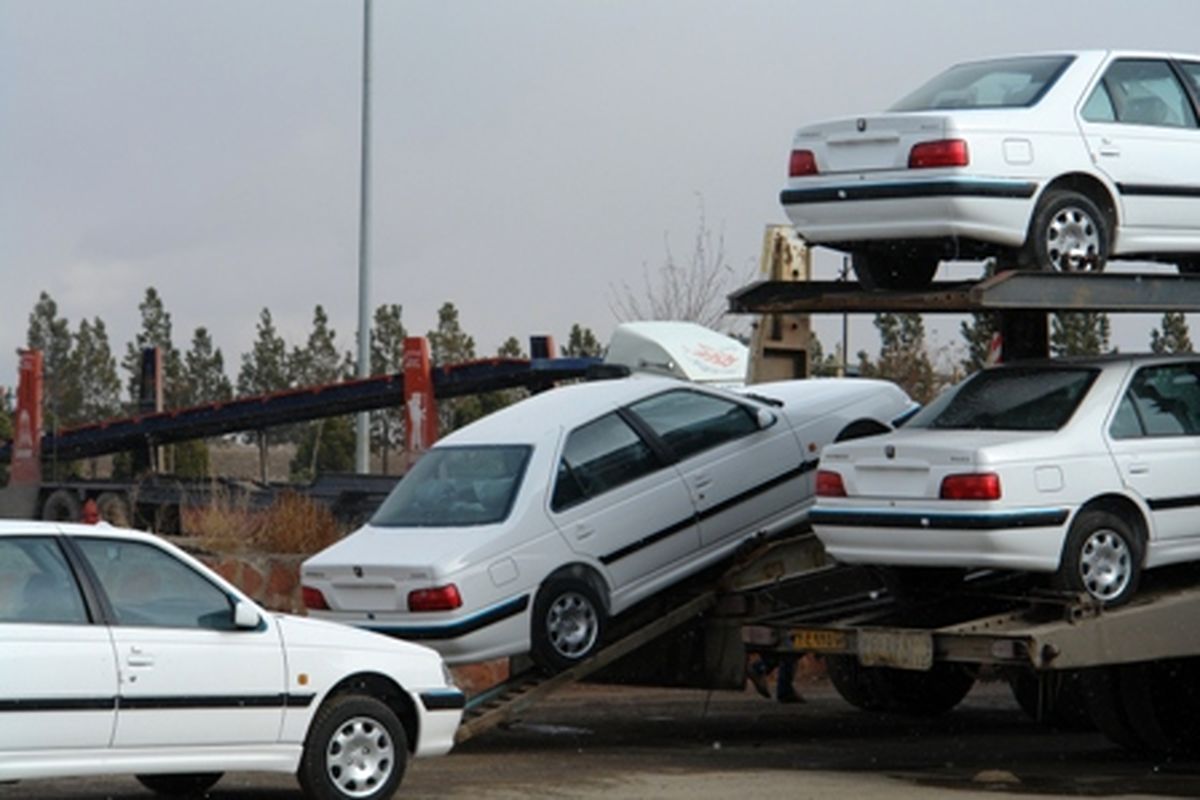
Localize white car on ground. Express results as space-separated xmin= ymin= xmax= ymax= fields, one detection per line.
xmin=811 ymin=355 xmax=1200 ymax=606
xmin=302 ymin=375 xmax=915 ymax=670
xmin=781 ymin=50 xmax=1200 ymax=290
xmin=0 ymin=522 xmax=462 ymax=800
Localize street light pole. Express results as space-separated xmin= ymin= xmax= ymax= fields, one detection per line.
xmin=354 ymin=0 xmax=373 ymax=473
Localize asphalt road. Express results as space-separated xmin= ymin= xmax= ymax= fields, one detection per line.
xmin=7 ymin=680 xmax=1200 ymax=799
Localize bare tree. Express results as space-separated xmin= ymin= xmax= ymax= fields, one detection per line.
xmin=609 ymin=197 xmax=744 ymax=331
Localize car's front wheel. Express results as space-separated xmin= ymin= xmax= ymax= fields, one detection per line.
xmin=298 ymin=693 xmax=408 ymax=800
xmin=851 ymin=250 xmax=939 ymax=291
xmin=1054 ymin=509 xmax=1142 ymax=606
xmin=135 ymin=773 xmax=223 ymax=797
xmin=1023 ymin=189 xmax=1110 ymax=273
xmin=531 ymin=574 xmax=607 ymax=672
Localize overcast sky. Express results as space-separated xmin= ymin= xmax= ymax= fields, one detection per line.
xmin=3 ymin=0 xmax=1200 ymax=394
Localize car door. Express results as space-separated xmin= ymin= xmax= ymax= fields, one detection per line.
xmin=626 ymin=389 xmax=807 ymax=550
xmin=1106 ymin=362 xmax=1200 ymax=542
xmin=548 ymin=411 xmax=699 ymax=592
xmin=0 ymin=535 xmax=118 ymax=752
xmin=72 ymin=536 xmax=288 ymax=748
xmin=1077 ymin=58 xmax=1200 ymax=238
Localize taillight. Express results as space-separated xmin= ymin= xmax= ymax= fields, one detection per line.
xmin=908 ymin=138 xmax=969 ymax=169
xmin=816 ymin=470 xmax=847 ymax=497
xmin=301 ymin=586 xmax=329 ymax=611
xmin=408 ymin=584 xmax=463 ymax=612
xmin=789 ymin=149 xmax=818 ymax=177
xmin=940 ymin=473 xmax=1001 ymax=501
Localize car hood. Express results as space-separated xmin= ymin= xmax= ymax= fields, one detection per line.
xmin=275 ymin=612 xmax=444 ymax=663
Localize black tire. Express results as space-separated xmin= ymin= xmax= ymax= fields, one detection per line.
xmin=1006 ymin=669 xmax=1093 ymax=730
xmin=530 ymin=573 xmax=607 ymax=673
xmin=135 ymin=773 xmax=223 ymax=797
xmin=40 ymin=489 xmax=80 ymax=522
xmin=1177 ymin=256 xmax=1200 ymax=275
xmin=298 ymin=693 xmax=408 ymax=800
xmin=96 ymin=491 xmax=132 ymax=527
xmin=827 ymin=655 xmax=976 ymax=716
xmin=1023 ymin=189 xmax=1110 ymax=273
xmin=851 ymin=250 xmax=939 ymax=291
xmin=1054 ymin=509 xmax=1142 ymax=606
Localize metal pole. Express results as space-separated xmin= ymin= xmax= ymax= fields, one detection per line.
xmin=840 ymin=255 xmax=850 ymax=377
xmin=354 ymin=0 xmax=373 ymax=473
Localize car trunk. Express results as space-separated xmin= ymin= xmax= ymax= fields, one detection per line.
xmin=795 ymin=114 xmax=949 ymax=174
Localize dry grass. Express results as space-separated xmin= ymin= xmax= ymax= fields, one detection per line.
xmin=185 ymin=489 xmax=344 ymax=555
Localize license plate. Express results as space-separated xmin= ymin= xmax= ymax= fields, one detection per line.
xmin=858 ymin=629 xmax=934 ymax=670
xmin=791 ymin=629 xmax=848 ymax=652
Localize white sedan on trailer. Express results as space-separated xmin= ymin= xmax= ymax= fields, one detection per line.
xmin=781 ymin=50 xmax=1200 ymax=289
xmin=302 ymin=374 xmax=915 ymax=671
xmin=812 ymin=355 xmax=1200 ymax=606
xmin=0 ymin=522 xmax=463 ymax=800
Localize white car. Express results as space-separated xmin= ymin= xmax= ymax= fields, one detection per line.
xmin=302 ymin=374 xmax=915 ymax=670
xmin=781 ymin=50 xmax=1200 ymax=290
xmin=0 ymin=522 xmax=463 ymax=800
xmin=811 ymin=355 xmax=1200 ymax=606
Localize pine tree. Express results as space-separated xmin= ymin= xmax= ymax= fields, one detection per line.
xmin=1150 ymin=312 xmax=1193 ymax=354
xmin=428 ymin=302 xmax=481 ymax=432
xmin=183 ymin=327 xmax=233 ymax=406
xmin=857 ymin=313 xmax=938 ymax=403
xmin=289 ymin=306 xmax=352 ymax=478
xmin=1050 ymin=313 xmax=1111 ymax=357
xmin=807 ymin=331 xmax=842 ymax=377
xmin=561 ymin=324 xmax=603 ymax=358
xmin=369 ymin=304 xmax=407 ymax=473
xmin=122 ymin=287 xmax=185 ymax=408
xmin=72 ymin=318 xmax=122 ymax=424
xmin=26 ymin=291 xmax=77 ymax=429
xmin=959 ymin=312 xmax=1000 ymax=373
xmin=238 ymin=308 xmax=290 ymax=396
xmin=290 ymin=305 xmax=343 ymax=387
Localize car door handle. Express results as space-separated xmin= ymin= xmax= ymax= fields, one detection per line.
xmin=1128 ymin=463 xmax=1150 ymax=475
xmin=692 ymin=475 xmax=713 ymax=490
xmin=127 ymin=646 xmax=154 ymax=668
xmin=573 ymin=524 xmax=595 ymax=541
xmin=1098 ymin=138 xmax=1120 ymax=157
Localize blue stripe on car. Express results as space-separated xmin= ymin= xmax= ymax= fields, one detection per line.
xmin=366 ymin=594 xmax=530 ymax=641
xmin=781 ymin=178 xmax=1037 ymax=205
xmin=810 ymin=507 xmax=1069 ymax=530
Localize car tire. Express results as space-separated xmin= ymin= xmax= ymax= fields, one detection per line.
xmin=298 ymin=693 xmax=408 ymax=800
xmin=135 ymin=773 xmax=223 ymax=797
xmin=96 ymin=491 xmax=132 ymax=527
xmin=1054 ymin=509 xmax=1142 ymax=606
xmin=851 ymin=250 xmax=939 ymax=291
xmin=1007 ymin=669 xmax=1093 ymax=730
xmin=1023 ymin=189 xmax=1109 ymax=273
xmin=40 ymin=489 xmax=80 ymax=522
xmin=530 ymin=574 xmax=607 ymax=673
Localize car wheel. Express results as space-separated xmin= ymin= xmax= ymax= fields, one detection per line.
xmin=851 ymin=251 xmax=939 ymax=291
xmin=1054 ymin=509 xmax=1141 ymax=606
xmin=1024 ymin=189 xmax=1109 ymax=273
xmin=530 ymin=574 xmax=607 ymax=672
xmin=135 ymin=773 xmax=223 ymax=797
xmin=298 ymin=693 xmax=408 ymax=800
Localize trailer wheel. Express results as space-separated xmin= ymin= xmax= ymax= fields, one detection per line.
xmin=530 ymin=574 xmax=607 ymax=673
xmin=40 ymin=489 xmax=81 ymax=522
xmin=827 ymin=656 xmax=976 ymax=716
xmin=1022 ymin=189 xmax=1109 ymax=273
xmin=96 ymin=492 xmax=131 ymax=527
xmin=1055 ymin=510 xmax=1142 ymax=606
xmin=1006 ymin=669 xmax=1093 ymax=730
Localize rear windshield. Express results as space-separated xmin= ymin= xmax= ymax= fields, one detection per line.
xmin=371 ymin=445 xmax=532 ymax=527
xmin=890 ymin=55 xmax=1074 ymax=111
xmin=905 ymin=366 xmax=1098 ymax=432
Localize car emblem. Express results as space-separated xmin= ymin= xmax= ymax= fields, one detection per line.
xmin=885 ymin=445 xmax=895 ymax=459
xmin=353 ymin=565 xmax=364 ymax=578
xmin=857 ymin=118 xmax=867 ymax=132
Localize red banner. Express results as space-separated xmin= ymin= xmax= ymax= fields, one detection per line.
xmin=11 ymin=349 xmax=43 ymax=485
xmin=402 ymin=337 xmax=438 ymax=457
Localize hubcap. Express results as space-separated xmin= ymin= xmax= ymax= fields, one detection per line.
xmin=546 ymin=591 xmax=598 ymax=659
xmin=1078 ymin=528 xmax=1132 ymax=601
xmin=1045 ymin=206 xmax=1101 ymax=271
xmin=325 ymin=716 xmax=394 ymax=798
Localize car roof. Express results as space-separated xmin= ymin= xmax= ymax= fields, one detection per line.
xmin=0 ymin=520 xmax=152 ymax=540
xmin=988 ymin=353 xmax=1199 ymax=370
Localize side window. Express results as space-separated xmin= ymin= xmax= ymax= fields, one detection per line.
xmin=1127 ymin=365 xmax=1200 ymax=437
xmin=0 ymin=537 xmax=89 ymax=625
xmin=1181 ymin=62 xmax=1200 ymax=97
xmin=1081 ymin=83 xmax=1117 ymax=122
xmin=1109 ymin=394 xmax=1144 ymax=439
xmin=76 ymin=538 xmax=237 ymax=630
xmin=551 ymin=413 xmax=660 ymax=512
xmin=628 ymin=390 xmax=758 ymax=461
xmin=1100 ymin=60 xmax=1198 ymax=128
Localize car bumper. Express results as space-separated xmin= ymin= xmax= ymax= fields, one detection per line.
xmin=780 ymin=176 xmax=1037 ymax=248
xmin=810 ymin=505 xmax=1071 ymax=572
xmin=414 ymin=690 xmax=466 ymax=757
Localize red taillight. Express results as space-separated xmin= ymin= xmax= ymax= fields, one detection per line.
xmin=789 ymin=149 xmax=818 ymax=177
xmin=408 ymin=584 xmax=463 ymax=612
xmin=816 ymin=470 xmax=847 ymax=497
xmin=302 ymin=586 xmax=329 ymax=611
xmin=908 ymin=138 xmax=969 ymax=169
xmin=940 ymin=473 xmax=1001 ymax=501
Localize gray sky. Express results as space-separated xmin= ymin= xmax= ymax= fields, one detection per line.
xmin=3 ymin=0 xmax=1199 ymax=394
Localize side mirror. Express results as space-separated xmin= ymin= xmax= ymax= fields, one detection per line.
xmin=756 ymin=408 xmax=778 ymax=430
xmin=233 ymin=600 xmax=262 ymax=630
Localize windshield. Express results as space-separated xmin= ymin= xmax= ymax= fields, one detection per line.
xmin=890 ymin=55 xmax=1073 ymax=111
xmin=905 ymin=366 xmax=1098 ymax=431
xmin=371 ymin=445 xmax=532 ymax=527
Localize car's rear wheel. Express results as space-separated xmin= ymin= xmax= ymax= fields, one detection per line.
xmin=1054 ymin=509 xmax=1142 ymax=606
xmin=851 ymin=250 xmax=939 ymax=291
xmin=135 ymin=773 xmax=223 ymax=797
xmin=531 ymin=574 xmax=607 ymax=673
xmin=298 ymin=693 xmax=407 ymax=800
xmin=1024 ymin=189 xmax=1109 ymax=273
